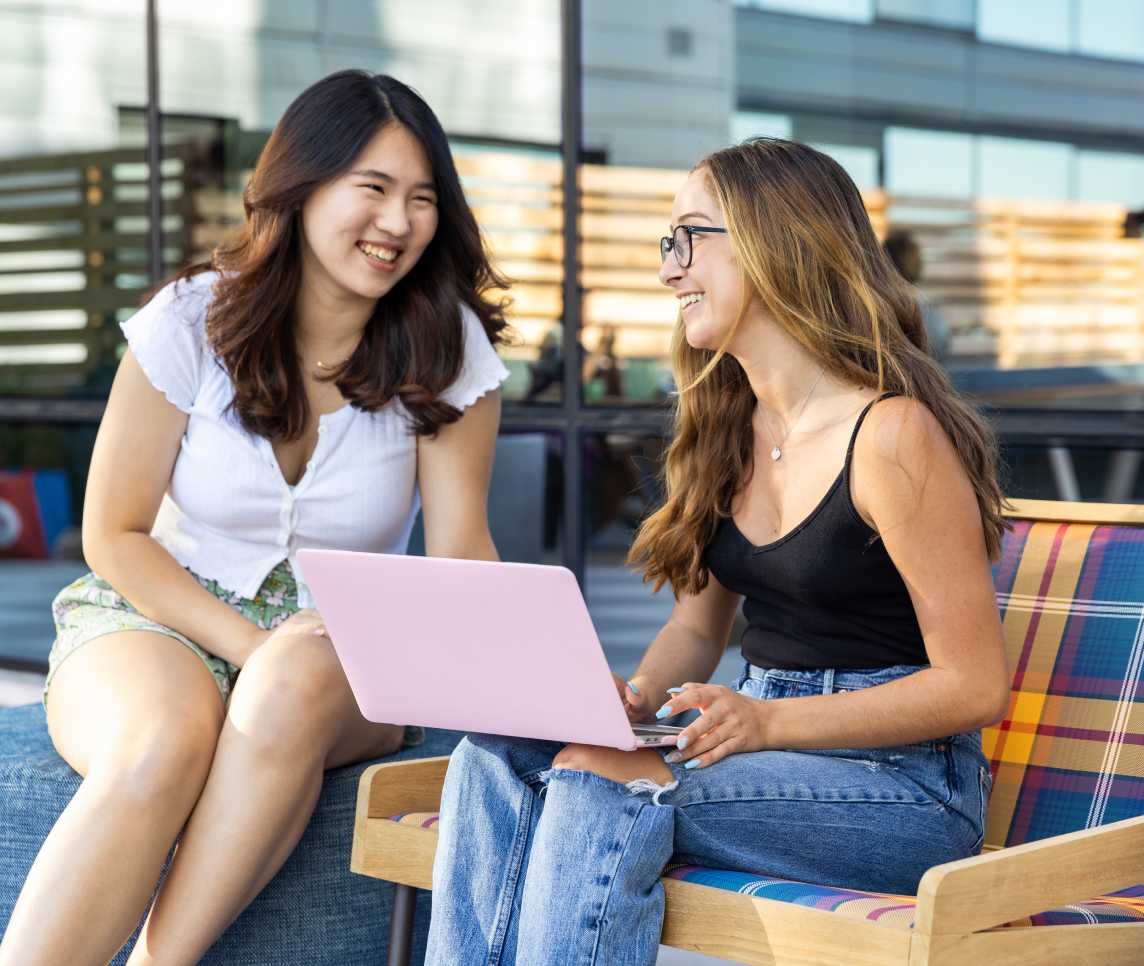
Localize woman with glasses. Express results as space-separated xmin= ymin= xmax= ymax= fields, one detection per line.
xmin=425 ymin=138 xmax=1009 ymax=965
xmin=1 ymin=72 xmax=508 ymax=966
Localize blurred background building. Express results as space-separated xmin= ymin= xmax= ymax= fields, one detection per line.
xmin=2 ymin=0 xmax=1143 ymax=701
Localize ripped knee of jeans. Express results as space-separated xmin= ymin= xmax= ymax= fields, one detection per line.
xmin=624 ymin=777 xmax=679 ymax=806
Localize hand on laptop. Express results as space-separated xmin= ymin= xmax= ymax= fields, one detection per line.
xmin=613 ymin=673 xmax=655 ymax=724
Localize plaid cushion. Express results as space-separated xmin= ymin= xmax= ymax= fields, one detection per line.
xmin=380 ymin=815 xmax=1144 ymax=928
xmin=986 ymin=520 xmax=1144 ymax=849
xmin=664 ymin=867 xmax=1144 ymax=929
xmin=390 ymin=812 xmax=440 ymax=829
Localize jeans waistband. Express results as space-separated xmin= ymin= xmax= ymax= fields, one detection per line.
xmin=744 ymin=662 xmax=929 ymax=695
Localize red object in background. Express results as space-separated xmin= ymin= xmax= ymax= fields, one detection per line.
xmin=0 ymin=472 xmax=50 ymax=558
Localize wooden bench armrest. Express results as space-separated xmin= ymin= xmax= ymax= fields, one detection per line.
xmin=914 ymin=813 xmax=1144 ymax=936
xmin=355 ymin=756 xmax=450 ymax=820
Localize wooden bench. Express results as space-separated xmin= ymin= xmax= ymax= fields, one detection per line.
xmin=351 ymin=498 xmax=1144 ymax=964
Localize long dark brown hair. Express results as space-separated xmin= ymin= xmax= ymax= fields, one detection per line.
xmin=628 ymin=139 xmax=1008 ymax=597
xmin=174 ymin=70 xmax=510 ymax=438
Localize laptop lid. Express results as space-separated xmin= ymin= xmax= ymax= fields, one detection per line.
xmin=295 ymin=549 xmax=641 ymax=749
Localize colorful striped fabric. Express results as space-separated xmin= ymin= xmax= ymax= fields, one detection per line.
xmin=384 ymin=816 xmax=1144 ymax=928
xmin=663 ymin=867 xmax=1144 ymax=928
xmin=985 ymin=520 xmax=1144 ymax=850
xmin=389 ymin=812 xmax=440 ymax=829
xmin=382 ymin=814 xmax=1144 ymax=928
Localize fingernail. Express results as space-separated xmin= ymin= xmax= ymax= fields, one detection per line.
xmin=676 ymin=735 xmax=690 ymax=750
xmin=664 ymin=751 xmax=682 ymax=764
xmin=684 ymin=759 xmax=700 ymax=770
xmin=626 ymin=680 xmax=640 ymax=695
xmin=667 ymin=687 xmax=684 ymax=694
xmin=655 ymin=704 xmax=673 ymax=720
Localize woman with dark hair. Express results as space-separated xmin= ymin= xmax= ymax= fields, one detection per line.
xmin=0 ymin=71 xmax=509 ymax=966
xmin=425 ymin=139 xmax=1010 ymax=965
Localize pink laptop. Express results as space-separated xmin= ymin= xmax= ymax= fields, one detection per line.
xmin=295 ymin=550 xmax=682 ymax=751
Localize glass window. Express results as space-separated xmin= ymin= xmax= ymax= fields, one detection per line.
xmin=977 ymin=0 xmax=1071 ymax=52
xmin=734 ymin=0 xmax=874 ymax=23
xmin=153 ymin=3 xmax=563 ymax=404
xmin=1076 ymin=149 xmax=1144 ymax=204
xmin=977 ymin=136 xmax=1073 ymax=201
xmin=885 ymin=127 xmax=973 ymax=197
xmin=0 ymin=4 xmax=146 ymax=630
xmin=1076 ymin=0 xmax=1144 ymax=62
xmin=811 ymin=143 xmax=880 ymax=188
xmin=730 ymin=111 xmax=793 ymax=143
xmin=876 ymin=0 xmax=974 ymax=30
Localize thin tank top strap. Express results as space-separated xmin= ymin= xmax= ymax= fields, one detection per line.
xmin=844 ymin=391 xmax=899 ymax=466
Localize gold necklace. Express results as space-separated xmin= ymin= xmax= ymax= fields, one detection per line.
xmin=306 ymin=355 xmax=351 ymax=376
xmin=762 ymin=368 xmax=825 ymax=462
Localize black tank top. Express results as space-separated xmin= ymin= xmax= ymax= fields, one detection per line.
xmin=704 ymin=394 xmax=927 ymax=671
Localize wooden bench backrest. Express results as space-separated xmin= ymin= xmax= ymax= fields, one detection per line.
xmin=983 ymin=498 xmax=1144 ymax=851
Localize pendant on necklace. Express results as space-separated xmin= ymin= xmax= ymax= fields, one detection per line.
xmin=770 ymin=447 xmax=782 ymax=461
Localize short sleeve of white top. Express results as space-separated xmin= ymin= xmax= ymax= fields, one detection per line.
xmin=120 ymin=272 xmax=509 ymax=608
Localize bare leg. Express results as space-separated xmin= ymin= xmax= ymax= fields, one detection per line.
xmin=0 ymin=633 xmax=224 ymax=966
xmin=551 ymin=744 xmax=675 ymax=785
xmin=126 ymin=632 xmax=402 ymax=965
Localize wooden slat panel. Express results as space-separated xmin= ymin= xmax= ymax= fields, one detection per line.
xmin=455 ymin=154 xmax=560 ymax=184
xmin=3 ymin=144 xmax=1143 ymax=370
xmin=0 ymin=289 xmax=147 ymax=313
xmin=0 ymin=233 xmax=190 ymax=255
xmin=0 ymin=328 xmax=103 ymax=347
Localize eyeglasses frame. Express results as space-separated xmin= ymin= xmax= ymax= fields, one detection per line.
xmin=659 ymin=224 xmax=728 ymax=269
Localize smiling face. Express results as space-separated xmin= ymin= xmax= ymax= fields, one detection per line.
xmin=659 ymin=167 xmax=751 ymax=352
xmin=299 ymin=121 xmax=439 ymax=307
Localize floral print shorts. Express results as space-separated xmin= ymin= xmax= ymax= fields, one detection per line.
xmin=44 ymin=561 xmax=299 ymax=709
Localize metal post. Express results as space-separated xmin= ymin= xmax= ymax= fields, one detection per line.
xmin=386 ymin=884 xmax=416 ymax=966
xmin=560 ymin=0 xmax=585 ymax=587
xmin=1103 ymin=449 xmax=1142 ymax=503
xmin=145 ymin=0 xmax=163 ymax=283
xmin=1047 ymin=445 xmax=1082 ymax=502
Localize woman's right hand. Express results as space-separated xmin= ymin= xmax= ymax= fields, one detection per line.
xmin=613 ymin=673 xmax=656 ymax=724
xmin=240 ymin=609 xmax=327 ymax=665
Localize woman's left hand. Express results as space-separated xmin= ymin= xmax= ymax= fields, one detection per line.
xmin=658 ymin=684 xmax=771 ymax=769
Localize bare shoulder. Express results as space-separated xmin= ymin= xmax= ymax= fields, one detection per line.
xmin=852 ymin=394 xmax=969 ymax=525
xmin=858 ymin=395 xmax=957 ymax=469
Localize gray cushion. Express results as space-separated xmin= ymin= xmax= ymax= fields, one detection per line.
xmin=0 ymin=703 xmax=459 ymax=964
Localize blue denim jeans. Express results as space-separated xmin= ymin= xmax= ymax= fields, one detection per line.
xmin=425 ymin=663 xmax=992 ymax=966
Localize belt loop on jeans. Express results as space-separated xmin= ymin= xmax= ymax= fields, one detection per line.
xmin=821 ymin=668 xmax=835 ymax=695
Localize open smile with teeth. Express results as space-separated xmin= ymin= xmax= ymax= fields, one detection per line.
xmin=679 ymin=293 xmax=705 ymax=309
xmin=358 ymin=241 xmax=400 ymax=263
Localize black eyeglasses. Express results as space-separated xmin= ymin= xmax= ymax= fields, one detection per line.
xmin=659 ymin=224 xmax=728 ymax=269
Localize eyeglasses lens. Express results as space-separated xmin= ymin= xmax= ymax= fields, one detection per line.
xmin=674 ymin=225 xmax=691 ymax=268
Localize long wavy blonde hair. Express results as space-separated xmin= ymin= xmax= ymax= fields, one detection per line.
xmin=627 ymin=138 xmax=1007 ymax=597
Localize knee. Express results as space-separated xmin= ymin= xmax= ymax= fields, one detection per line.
xmin=228 ymin=633 xmax=349 ymax=754
xmin=90 ymin=706 xmax=221 ymax=807
xmin=551 ymin=744 xmax=675 ymax=787
xmin=444 ymin=735 xmax=551 ymax=797
xmin=446 ymin=735 xmax=503 ymax=785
